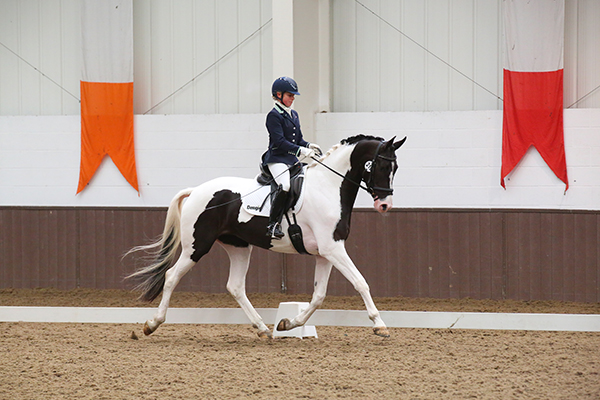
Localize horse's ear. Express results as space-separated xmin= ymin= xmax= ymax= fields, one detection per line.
xmin=393 ymin=136 xmax=407 ymax=151
xmin=383 ymin=136 xmax=396 ymax=150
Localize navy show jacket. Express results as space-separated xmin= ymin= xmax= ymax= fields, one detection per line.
xmin=261 ymin=103 xmax=309 ymax=165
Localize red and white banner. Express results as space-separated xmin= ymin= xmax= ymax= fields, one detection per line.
xmin=77 ymin=0 xmax=138 ymax=194
xmin=501 ymin=0 xmax=568 ymax=190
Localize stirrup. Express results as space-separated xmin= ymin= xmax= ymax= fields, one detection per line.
xmin=267 ymin=222 xmax=284 ymax=239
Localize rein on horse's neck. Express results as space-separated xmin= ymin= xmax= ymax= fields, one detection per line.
xmin=309 ymin=140 xmax=384 ymax=198
xmin=310 ymin=156 xmax=372 ymax=196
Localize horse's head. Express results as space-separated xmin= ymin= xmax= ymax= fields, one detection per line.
xmin=356 ymin=136 xmax=406 ymax=213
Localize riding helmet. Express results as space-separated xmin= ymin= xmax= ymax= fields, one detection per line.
xmin=271 ymin=77 xmax=300 ymax=97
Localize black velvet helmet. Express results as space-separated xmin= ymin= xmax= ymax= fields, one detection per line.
xmin=271 ymin=77 xmax=300 ymax=96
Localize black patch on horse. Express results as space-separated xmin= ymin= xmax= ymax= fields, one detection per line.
xmin=333 ymin=138 xmax=397 ymax=242
xmin=191 ymin=190 xmax=274 ymax=260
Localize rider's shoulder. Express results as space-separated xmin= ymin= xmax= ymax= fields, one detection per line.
xmin=266 ymin=107 xmax=284 ymax=121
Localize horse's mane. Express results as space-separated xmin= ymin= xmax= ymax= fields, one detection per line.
xmin=312 ymin=134 xmax=384 ymax=165
xmin=340 ymin=134 xmax=384 ymax=145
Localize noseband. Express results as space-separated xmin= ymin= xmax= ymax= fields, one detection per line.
xmin=311 ymin=140 xmax=396 ymax=200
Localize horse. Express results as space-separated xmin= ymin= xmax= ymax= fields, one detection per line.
xmin=126 ymin=134 xmax=407 ymax=338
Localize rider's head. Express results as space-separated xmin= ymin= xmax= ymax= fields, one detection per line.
xmin=272 ymin=77 xmax=300 ymax=107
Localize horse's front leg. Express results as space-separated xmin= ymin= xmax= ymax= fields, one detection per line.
xmin=323 ymin=245 xmax=390 ymax=337
xmin=277 ymin=256 xmax=332 ymax=332
xmin=220 ymin=243 xmax=271 ymax=338
xmin=144 ymin=253 xmax=196 ymax=335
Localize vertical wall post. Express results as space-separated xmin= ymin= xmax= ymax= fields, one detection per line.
xmin=271 ymin=0 xmax=331 ymax=144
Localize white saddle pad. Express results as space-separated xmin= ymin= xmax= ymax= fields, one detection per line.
xmin=241 ymin=175 xmax=305 ymax=217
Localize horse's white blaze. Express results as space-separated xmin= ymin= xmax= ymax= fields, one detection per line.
xmin=373 ymin=161 xmax=397 ymax=213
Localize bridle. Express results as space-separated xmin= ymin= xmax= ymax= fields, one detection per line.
xmin=311 ymin=140 xmax=397 ymax=200
xmin=362 ymin=141 xmax=396 ymax=199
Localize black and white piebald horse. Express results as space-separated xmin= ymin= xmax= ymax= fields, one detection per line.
xmin=126 ymin=134 xmax=406 ymax=338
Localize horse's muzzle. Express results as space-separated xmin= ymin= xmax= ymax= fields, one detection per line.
xmin=374 ymin=197 xmax=393 ymax=213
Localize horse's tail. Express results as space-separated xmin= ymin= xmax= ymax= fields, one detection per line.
xmin=125 ymin=187 xmax=193 ymax=302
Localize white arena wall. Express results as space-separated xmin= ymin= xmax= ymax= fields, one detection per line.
xmin=1 ymin=109 xmax=599 ymax=210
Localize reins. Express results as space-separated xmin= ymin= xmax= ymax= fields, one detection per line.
xmin=310 ymin=156 xmax=373 ymax=196
xmin=311 ymin=140 xmax=396 ymax=199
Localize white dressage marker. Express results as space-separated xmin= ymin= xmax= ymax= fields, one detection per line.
xmin=273 ymin=302 xmax=318 ymax=339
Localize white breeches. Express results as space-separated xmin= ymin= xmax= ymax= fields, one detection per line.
xmin=268 ymin=163 xmax=291 ymax=192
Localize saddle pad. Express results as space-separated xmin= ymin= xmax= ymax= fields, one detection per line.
xmin=241 ymin=176 xmax=305 ymax=217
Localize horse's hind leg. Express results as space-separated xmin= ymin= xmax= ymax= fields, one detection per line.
xmin=219 ymin=243 xmax=271 ymax=338
xmin=144 ymin=252 xmax=196 ymax=335
xmin=277 ymin=256 xmax=332 ymax=332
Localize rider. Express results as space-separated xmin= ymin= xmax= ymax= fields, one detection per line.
xmin=262 ymin=77 xmax=322 ymax=239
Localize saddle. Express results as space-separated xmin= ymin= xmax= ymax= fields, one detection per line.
xmin=241 ymin=163 xmax=309 ymax=254
xmin=254 ymin=163 xmax=305 ymax=214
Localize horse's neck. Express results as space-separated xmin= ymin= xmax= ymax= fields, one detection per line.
xmin=309 ymin=144 xmax=361 ymax=241
xmin=318 ymin=144 xmax=354 ymax=173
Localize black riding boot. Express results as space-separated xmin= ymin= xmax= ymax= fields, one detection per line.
xmin=266 ymin=185 xmax=288 ymax=239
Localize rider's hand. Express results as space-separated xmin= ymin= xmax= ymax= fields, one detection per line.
xmin=308 ymin=143 xmax=323 ymax=157
xmin=298 ymin=146 xmax=316 ymax=160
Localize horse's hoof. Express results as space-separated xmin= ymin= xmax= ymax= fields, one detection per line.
xmin=143 ymin=321 xmax=155 ymax=336
xmin=373 ymin=327 xmax=390 ymax=338
xmin=257 ymin=329 xmax=272 ymax=339
xmin=276 ymin=318 xmax=293 ymax=331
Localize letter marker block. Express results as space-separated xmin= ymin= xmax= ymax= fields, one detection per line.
xmin=273 ymin=302 xmax=318 ymax=339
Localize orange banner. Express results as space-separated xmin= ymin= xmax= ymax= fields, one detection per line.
xmin=77 ymin=81 xmax=138 ymax=194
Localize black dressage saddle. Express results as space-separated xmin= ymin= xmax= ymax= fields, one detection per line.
xmin=256 ymin=163 xmax=309 ymax=254
xmin=256 ymin=162 xmax=305 ymax=212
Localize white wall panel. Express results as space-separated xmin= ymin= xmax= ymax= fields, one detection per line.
xmin=402 ymin=1 xmax=427 ymax=111
xmin=18 ymin=1 xmax=42 ymax=115
xmin=333 ymin=0 xmax=598 ymax=112
xmin=473 ymin=0 xmax=501 ymax=110
xmin=1 ymin=0 xmax=597 ymax=115
xmin=449 ymin=0 xmax=474 ymax=110
xmin=355 ymin=0 xmax=381 ymax=112
xmin=171 ymin=0 xmax=196 ymax=115
xmin=426 ymin=0 xmax=450 ymax=111
xmin=1 ymin=0 xmax=271 ymax=116
xmin=331 ymin=0 xmax=355 ymax=112
xmin=238 ymin=0 xmax=263 ymax=114
xmin=333 ymin=0 xmax=503 ymax=112
xmin=192 ymin=0 xmax=217 ymax=114
xmin=564 ymin=0 xmax=600 ymax=108
xmin=135 ymin=0 xmax=272 ymax=115
xmin=0 ymin=0 xmax=80 ymax=116
xmin=0 ymin=1 xmax=20 ymax=115
xmin=379 ymin=0 xmax=401 ymax=112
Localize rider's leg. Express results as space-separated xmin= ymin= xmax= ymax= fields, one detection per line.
xmin=266 ymin=163 xmax=290 ymax=239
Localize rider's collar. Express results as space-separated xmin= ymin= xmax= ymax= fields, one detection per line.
xmin=274 ymin=101 xmax=292 ymax=116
